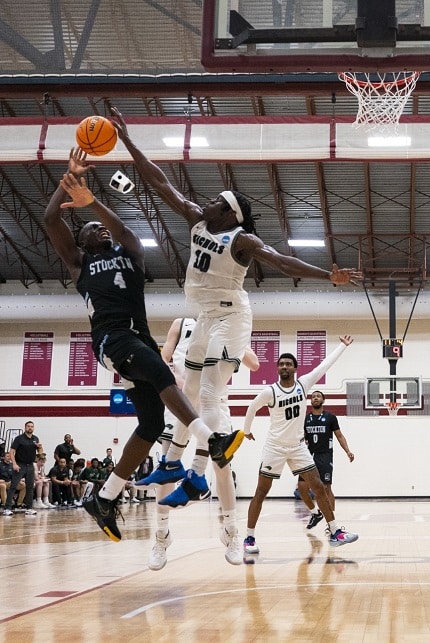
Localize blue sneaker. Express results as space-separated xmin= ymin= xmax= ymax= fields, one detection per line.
xmin=243 ymin=535 xmax=260 ymax=554
xmin=158 ymin=470 xmax=211 ymax=508
xmin=135 ymin=455 xmax=186 ymax=486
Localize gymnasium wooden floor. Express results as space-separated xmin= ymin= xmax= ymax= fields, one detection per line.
xmin=1 ymin=497 xmax=430 ymax=642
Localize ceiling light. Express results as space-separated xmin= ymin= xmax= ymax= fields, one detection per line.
xmin=162 ymin=136 xmax=209 ymax=147
xmin=140 ymin=239 xmax=158 ymax=247
xmin=288 ymin=239 xmax=325 ymax=247
xmin=367 ymin=136 xmax=411 ymax=147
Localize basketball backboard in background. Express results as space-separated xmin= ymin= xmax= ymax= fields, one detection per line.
xmin=364 ymin=376 xmax=423 ymax=411
xmin=202 ymin=0 xmax=430 ymax=72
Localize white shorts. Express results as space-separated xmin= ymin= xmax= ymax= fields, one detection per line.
xmin=259 ymin=441 xmax=316 ymax=479
xmin=185 ymin=308 xmax=252 ymax=373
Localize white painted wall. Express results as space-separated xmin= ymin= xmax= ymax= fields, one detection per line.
xmin=0 ymin=305 xmax=428 ymax=498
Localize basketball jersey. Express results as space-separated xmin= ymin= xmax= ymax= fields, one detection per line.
xmin=244 ymin=342 xmax=348 ymax=447
xmin=76 ymin=245 xmax=150 ymax=346
xmin=171 ymin=318 xmax=196 ymax=382
xmin=262 ymin=380 xmax=309 ymax=447
xmin=304 ymin=410 xmax=340 ymax=455
xmin=184 ymin=220 xmax=250 ymax=313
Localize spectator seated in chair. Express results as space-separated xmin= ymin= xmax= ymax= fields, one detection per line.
xmin=33 ymin=454 xmax=55 ymax=508
xmin=70 ymin=459 xmax=86 ymax=505
xmin=49 ymin=457 xmax=74 ymax=506
xmin=0 ymin=452 xmax=26 ymax=509
xmin=79 ymin=458 xmax=104 ymax=495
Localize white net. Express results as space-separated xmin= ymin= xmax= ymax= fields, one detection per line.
xmin=385 ymin=402 xmax=400 ymax=416
xmin=338 ymin=71 xmax=420 ymax=133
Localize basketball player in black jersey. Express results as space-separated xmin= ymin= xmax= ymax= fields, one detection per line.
xmin=43 ymin=148 xmax=245 ymax=542
xmin=298 ymin=390 xmax=355 ymax=529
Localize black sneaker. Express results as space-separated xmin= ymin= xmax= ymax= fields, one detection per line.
xmin=83 ymin=493 xmax=123 ymax=542
xmin=307 ymin=510 xmax=324 ymax=530
xmin=208 ymin=430 xmax=245 ymax=468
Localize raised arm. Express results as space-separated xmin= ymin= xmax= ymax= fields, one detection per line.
xmin=44 ymin=148 xmax=95 ymax=285
xmin=235 ymin=233 xmax=362 ymax=285
xmin=44 ymin=183 xmax=83 ymax=285
xmin=111 ymin=107 xmax=201 ymax=227
xmin=58 ymin=173 xmax=146 ymax=272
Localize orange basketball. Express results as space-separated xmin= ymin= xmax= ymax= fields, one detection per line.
xmin=75 ymin=115 xmax=117 ymax=156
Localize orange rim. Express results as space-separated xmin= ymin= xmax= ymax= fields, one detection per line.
xmin=339 ymin=71 xmax=420 ymax=90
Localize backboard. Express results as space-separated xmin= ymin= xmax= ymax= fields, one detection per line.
xmin=202 ymin=0 xmax=430 ymax=73
xmin=364 ymin=376 xmax=423 ymax=411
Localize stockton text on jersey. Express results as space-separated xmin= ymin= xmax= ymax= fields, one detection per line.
xmin=306 ymin=426 xmax=327 ymax=433
xmin=88 ymin=255 xmax=134 ymax=275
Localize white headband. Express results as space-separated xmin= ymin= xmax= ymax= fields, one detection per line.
xmin=220 ymin=190 xmax=244 ymax=224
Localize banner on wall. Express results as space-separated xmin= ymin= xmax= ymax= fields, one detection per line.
xmin=109 ymin=389 xmax=136 ymax=415
xmin=250 ymin=330 xmax=280 ymax=385
xmin=296 ymin=330 xmax=327 ymax=384
xmin=68 ymin=332 xmax=98 ymax=386
xmin=21 ymin=331 xmax=53 ymax=386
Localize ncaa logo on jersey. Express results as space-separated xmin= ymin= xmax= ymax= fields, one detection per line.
xmin=221 ymin=235 xmax=231 ymax=244
xmin=296 ymin=387 xmax=303 ymax=395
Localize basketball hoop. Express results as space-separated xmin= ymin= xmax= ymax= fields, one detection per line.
xmin=338 ymin=71 xmax=420 ymax=133
xmin=385 ymin=401 xmax=401 ymax=417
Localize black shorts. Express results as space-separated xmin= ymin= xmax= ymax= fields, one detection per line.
xmin=97 ymin=329 xmax=175 ymax=393
xmin=298 ymin=451 xmax=333 ymax=485
xmin=97 ymin=329 xmax=176 ymax=443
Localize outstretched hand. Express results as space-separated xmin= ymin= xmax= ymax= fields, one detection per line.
xmin=329 ymin=263 xmax=363 ymax=286
xmin=111 ymin=106 xmax=129 ymax=141
xmin=59 ymin=173 xmax=95 ymax=209
xmin=245 ymin=433 xmax=255 ymax=441
xmin=339 ymin=335 xmax=353 ymax=347
xmin=68 ymin=147 xmax=95 ymax=177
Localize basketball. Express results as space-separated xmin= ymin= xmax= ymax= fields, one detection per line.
xmin=75 ymin=115 xmax=117 ymax=156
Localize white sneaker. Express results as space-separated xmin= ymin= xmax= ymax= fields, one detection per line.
xmin=220 ymin=527 xmax=243 ymax=565
xmin=148 ymin=531 xmax=172 ymax=571
xmin=43 ymin=500 xmax=56 ymax=508
xmin=131 ymin=497 xmax=140 ymax=504
xmin=33 ymin=499 xmax=45 ymax=509
xmin=3 ymin=509 xmax=13 ymax=516
xmin=25 ymin=509 xmax=37 ymax=515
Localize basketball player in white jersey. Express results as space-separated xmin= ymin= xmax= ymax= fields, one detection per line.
xmin=243 ymin=335 xmax=358 ymax=553
xmin=141 ymin=317 xmax=259 ymax=569
xmin=112 ymin=107 xmax=362 ymax=563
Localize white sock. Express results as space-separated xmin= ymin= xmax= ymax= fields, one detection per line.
xmin=188 ymin=417 xmax=212 ymax=442
xmin=156 ymin=512 xmax=170 ymax=539
xmin=246 ymin=528 xmax=255 ymax=537
xmin=311 ymin=507 xmax=319 ymax=515
xmin=222 ymin=509 xmax=237 ymax=534
xmin=99 ymin=472 xmax=127 ymax=500
xmin=328 ymin=520 xmax=338 ymax=534
xmin=213 ymin=464 xmax=236 ymax=513
xmin=191 ymin=454 xmax=208 ymax=476
xmin=155 ymin=482 xmax=175 ymax=535
xmin=166 ymin=443 xmax=185 ymax=462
